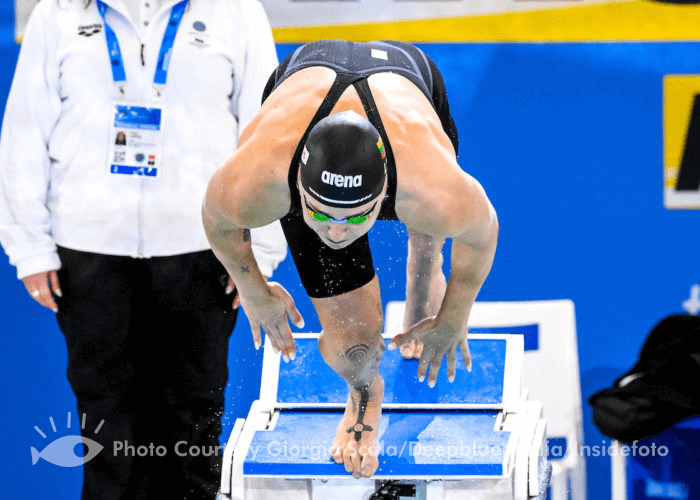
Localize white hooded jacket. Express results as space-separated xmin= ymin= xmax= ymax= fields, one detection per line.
xmin=0 ymin=0 xmax=287 ymax=279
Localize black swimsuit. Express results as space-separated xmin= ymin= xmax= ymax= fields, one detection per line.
xmin=261 ymin=40 xmax=458 ymax=298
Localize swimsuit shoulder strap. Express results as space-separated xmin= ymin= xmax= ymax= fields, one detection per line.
xmin=287 ymin=73 xmax=364 ymax=211
xmin=352 ymin=78 xmax=398 ymax=220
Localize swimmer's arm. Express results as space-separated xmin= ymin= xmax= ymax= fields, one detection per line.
xmin=202 ymin=208 xmax=267 ymax=300
xmin=403 ymin=229 xmax=446 ymax=330
xmin=202 ymin=161 xmax=302 ymax=357
xmin=202 ymin=139 xmax=291 ymax=284
xmin=392 ymin=169 xmax=498 ymax=382
xmin=437 ymin=173 xmax=498 ymax=361
xmin=201 ymin=162 xmax=272 ymax=296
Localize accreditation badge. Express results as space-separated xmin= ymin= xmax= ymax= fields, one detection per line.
xmin=109 ymin=104 xmax=164 ymax=177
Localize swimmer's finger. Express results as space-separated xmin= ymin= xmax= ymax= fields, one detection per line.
xmin=265 ymin=325 xmax=284 ymax=354
xmin=446 ymin=347 xmax=457 ymax=382
xmin=459 ymin=337 xmax=472 ymax=372
xmin=416 ymin=347 xmax=434 ymax=383
xmin=427 ymin=352 xmax=444 ymax=388
xmin=280 ymin=288 xmax=304 ymax=329
xmin=267 ymin=337 xmax=282 ymax=355
xmin=249 ymin=321 xmax=263 ymax=351
xmin=388 ymin=316 xmax=435 ymax=351
xmin=388 ymin=331 xmax=415 ymax=351
xmin=277 ymin=323 xmax=296 ymax=362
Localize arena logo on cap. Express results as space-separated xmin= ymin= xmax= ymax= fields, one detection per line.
xmin=321 ymin=171 xmax=362 ymax=188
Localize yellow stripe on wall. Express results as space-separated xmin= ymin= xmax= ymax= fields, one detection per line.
xmin=272 ymin=0 xmax=700 ymax=43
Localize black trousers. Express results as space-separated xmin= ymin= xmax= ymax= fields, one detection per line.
xmin=55 ymin=247 xmax=237 ymax=500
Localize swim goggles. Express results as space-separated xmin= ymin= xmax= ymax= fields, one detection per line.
xmin=305 ymin=199 xmax=377 ymax=225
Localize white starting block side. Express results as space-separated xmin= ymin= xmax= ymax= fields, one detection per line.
xmin=220 ymin=418 xmax=246 ymax=497
xmin=385 ymin=300 xmax=585 ymax=500
xmin=259 ymin=333 xmax=524 ymax=412
xmin=466 ymin=300 xmax=585 ymax=500
xmin=220 ymin=330 xmax=550 ymax=500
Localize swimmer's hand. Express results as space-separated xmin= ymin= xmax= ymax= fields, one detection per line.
xmin=226 ymin=274 xmax=271 ymax=309
xmin=388 ymin=316 xmax=471 ymax=387
xmin=239 ymin=281 xmax=305 ymax=362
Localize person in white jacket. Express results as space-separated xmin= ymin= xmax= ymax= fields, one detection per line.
xmin=0 ymin=0 xmax=287 ymax=498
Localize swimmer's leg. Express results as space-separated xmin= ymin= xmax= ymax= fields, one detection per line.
xmin=311 ymin=276 xmax=385 ymax=478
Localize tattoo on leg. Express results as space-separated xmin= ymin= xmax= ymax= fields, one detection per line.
xmin=242 ymin=229 xmax=251 ymax=242
xmin=240 ymin=266 xmax=249 ymax=273
xmin=342 ymin=342 xmax=383 ymax=389
xmin=346 ymin=384 xmax=373 ymax=442
xmin=344 ymin=344 xmax=369 ymax=364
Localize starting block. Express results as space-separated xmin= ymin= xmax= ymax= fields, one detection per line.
xmin=218 ymin=333 xmax=551 ymax=500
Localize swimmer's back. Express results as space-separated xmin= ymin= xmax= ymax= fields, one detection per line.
xmin=228 ymin=60 xmax=459 ymax=228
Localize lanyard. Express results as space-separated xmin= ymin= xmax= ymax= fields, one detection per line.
xmin=96 ymin=0 xmax=188 ymax=92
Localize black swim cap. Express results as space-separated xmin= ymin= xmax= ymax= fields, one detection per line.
xmin=299 ymin=111 xmax=387 ymax=209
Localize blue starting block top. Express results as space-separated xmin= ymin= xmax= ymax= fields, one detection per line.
xmin=243 ymin=409 xmax=510 ymax=479
xmin=261 ymin=335 xmax=521 ymax=410
xmin=229 ymin=334 xmax=525 ymax=483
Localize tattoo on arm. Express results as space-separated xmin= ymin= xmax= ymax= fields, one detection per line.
xmin=237 ymin=230 xmax=251 ymax=274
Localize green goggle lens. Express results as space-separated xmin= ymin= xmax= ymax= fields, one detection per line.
xmin=309 ymin=211 xmax=329 ymax=222
xmin=308 ymin=210 xmax=370 ymax=225
xmin=346 ymin=215 xmax=370 ymax=225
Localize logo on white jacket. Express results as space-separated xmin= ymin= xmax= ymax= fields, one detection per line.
xmin=78 ymin=24 xmax=103 ymax=37
xmin=188 ymin=21 xmax=210 ymax=48
xmin=321 ymin=171 xmax=362 ymax=188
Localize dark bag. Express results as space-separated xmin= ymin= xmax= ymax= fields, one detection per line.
xmin=588 ymin=314 xmax=700 ymax=443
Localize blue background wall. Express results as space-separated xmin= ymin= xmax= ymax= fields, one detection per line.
xmin=1 ymin=3 xmax=699 ymax=497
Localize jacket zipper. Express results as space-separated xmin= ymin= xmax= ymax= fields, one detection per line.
xmin=137 ymin=40 xmax=146 ymax=257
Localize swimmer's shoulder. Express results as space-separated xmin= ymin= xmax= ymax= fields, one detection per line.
xmin=264 ymin=66 xmax=338 ymax=114
xmin=372 ymin=78 xmax=474 ymax=237
xmin=221 ymin=71 xmax=336 ymax=225
xmin=219 ymin=132 xmax=291 ymax=226
xmin=394 ymin=153 xmax=494 ymax=240
xmin=367 ymin=73 xmax=455 ymax=174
